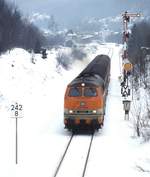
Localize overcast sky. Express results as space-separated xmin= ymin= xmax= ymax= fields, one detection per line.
xmin=6 ymin=0 xmax=148 ymax=27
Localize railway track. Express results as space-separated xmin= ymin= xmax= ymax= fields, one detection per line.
xmin=53 ymin=134 xmax=74 ymax=177
xmin=53 ymin=132 xmax=94 ymax=177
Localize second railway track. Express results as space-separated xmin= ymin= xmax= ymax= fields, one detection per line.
xmin=53 ymin=133 xmax=94 ymax=177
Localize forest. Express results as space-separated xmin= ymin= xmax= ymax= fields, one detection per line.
xmin=0 ymin=0 xmax=45 ymax=53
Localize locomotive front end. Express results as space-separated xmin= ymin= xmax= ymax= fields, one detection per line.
xmin=64 ymin=83 xmax=104 ymax=131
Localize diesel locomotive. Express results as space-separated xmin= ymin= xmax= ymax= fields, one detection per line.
xmin=64 ymin=55 xmax=110 ymax=131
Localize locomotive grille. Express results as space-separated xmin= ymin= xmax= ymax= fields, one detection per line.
xmin=74 ymin=110 xmax=93 ymax=114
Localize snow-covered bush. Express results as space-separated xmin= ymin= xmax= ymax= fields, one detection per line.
xmin=56 ymin=51 xmax=72 ymax=70
xmin=131 ymin=86 xmax=150 ymax=141
xmin=56 ymin=46 xmax=87 ymax=70
xmin=140 ymin=101 xmax=150 ymax=141
xmin=56 ymin=47 xmax=73 ymax=70
xmin=71 ymin=47 xmax=87 ymax=61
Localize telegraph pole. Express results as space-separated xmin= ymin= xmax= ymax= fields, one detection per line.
xmin=121 ymin=11 xmax=141 ymax=119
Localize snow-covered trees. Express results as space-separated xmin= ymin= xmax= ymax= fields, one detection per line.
xmin=131 ymin=87 xmax=150 ymax=141
xmin=128 ymin=21 xmax=150 ymax=140
xmin=48 ymin=15 xmax=58 ymax=32
xmin=0 ymin=0 xmax=45 ymax=53
xmin=128 ymin=21 xmax=150 ymax=68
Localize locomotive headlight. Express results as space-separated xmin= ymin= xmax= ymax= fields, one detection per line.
xmin=64 ymin=109 xmax=73 ymax=114
xmin=69 ymin=110 xmax=73 ymax=114
xmin=92 ymin=109 xmax=103 ymax=114
xmin=92 ymin=110 xmax=97 ymax=114
xmin=81 ymin=83 xmax=85 ymax=87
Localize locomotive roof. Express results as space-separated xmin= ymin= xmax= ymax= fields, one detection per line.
xmin=78 ymin=54 xmax=110 ymax=81
xmin=69 ymin=54 xmax=110 ymax=87
xmin=69 ymin=74 xmax=104 ymax=87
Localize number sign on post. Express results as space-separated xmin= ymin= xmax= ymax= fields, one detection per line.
xmin=10 ymin=102 xmax=23 ymax=164
xmin=11 ymin=103 xmax=23 ymax=118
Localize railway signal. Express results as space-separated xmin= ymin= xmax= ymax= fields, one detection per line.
xmin=121 ymin=11 xmax=141 ymax=117
xmin=122 ymin=11 xmax=141 ymax=75
xmin=123 ymin=100 xmax=131 ymax=120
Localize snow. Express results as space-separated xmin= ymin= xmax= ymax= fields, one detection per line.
xmin=55 ymin=135 xmax=92 ymax=177
xmin=30 ymin=13 xmax=51 ymax=22
xmin=0 ymin=44 xmax=150 ymax=177
xmin=86 ymin=45 xmax=143 ymax=177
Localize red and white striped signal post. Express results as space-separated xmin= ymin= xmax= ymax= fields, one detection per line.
xmin=121 ymin=11 xmax=141 ymax=119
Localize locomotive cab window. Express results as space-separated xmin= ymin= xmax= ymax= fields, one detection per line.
xmin=69 ymin=87 xmax=81 ymax=97
xmin=84 ymin=87 xmax=97 ymax=97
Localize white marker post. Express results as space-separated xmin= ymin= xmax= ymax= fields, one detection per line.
xmin=10 ymin=102 xmax=23 ymax=164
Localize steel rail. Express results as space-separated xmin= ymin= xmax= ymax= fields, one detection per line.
xmin=82 ymin=133 xmax=94 ymax=177
xmin=53 ymin=133 xmax=74 ymax=177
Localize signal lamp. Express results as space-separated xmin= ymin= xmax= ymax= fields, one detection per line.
xmin=123 ymin=100 xmax=131 ymax=114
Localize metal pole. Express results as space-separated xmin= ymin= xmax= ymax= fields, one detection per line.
xmin=16 ymin=117 xmax=18 ymax=164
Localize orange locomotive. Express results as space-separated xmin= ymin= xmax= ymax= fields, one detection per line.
xmin=64 ymin=55 xmax=110 ymax=131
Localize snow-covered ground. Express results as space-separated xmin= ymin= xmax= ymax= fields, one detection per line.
xmin=0 ymin=43 xmax=150 ymax=177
